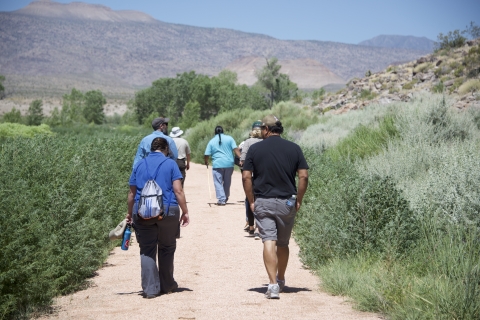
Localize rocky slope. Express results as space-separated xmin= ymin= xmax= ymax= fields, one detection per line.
xmin=316 ymin=38 xmax=480 ymax=115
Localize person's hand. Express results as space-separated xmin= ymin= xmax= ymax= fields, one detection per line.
xmin=126 ymin=213 xmax=132 ymax=225
xmin=295 ymin=200 xmax=302 ymax=211
xmin=186 ymin=163 xmax=190 ymax=170
xmin=180 ymin=212 xmax=190 ymax=227
xmin=239 ymin=160 xmax=244 ymax=167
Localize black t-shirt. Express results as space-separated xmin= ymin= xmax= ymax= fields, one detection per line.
xmin=243 ymin=135 xmax=309 ymax=198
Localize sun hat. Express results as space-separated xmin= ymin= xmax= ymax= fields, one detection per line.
xmin=169 ymin=126 xmax=184 ymax=138
xmin=152 ymin=117 xmax=170 ymax=130
xmin=109 ymin=219 xmax=127 ymax=240
xmin=252 ymin=120 xmax=262 ymax=129
xmin=261 ymin=114 xmax=280 ymax=127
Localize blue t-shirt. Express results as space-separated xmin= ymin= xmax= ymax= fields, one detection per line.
xmin=129 ymin=152 xmax=183 ymax=211
xmin=204 ymin=134 xmax=237 ymax=168
xmin=132 ymin=131 xmax=178 ymax=168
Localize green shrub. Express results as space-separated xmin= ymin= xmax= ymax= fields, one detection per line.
xmin=413 ymin=63 xmax=431 ymax=74
xmin=0 ymin=127 xmax=143 ymax=318
xmin=0 ymin=123 xmax=53 ymax=139
xmin=402 ymin=79 xmax=418 ymax=90
xmin=2 ymin=107 xmax=23 ymax=124
xmin=458 ymin=79 xmax=480 ymax=95
xmin=432 ymin=81 xmax=444 ymax=93
xmin=359 ymin=89 xmax=377 ymax=101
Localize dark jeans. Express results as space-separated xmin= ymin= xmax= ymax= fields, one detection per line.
xmin=133 ymin=206 xmax=180 ymax=295
xmin=175 ymin=158 xmax=186 ymax=188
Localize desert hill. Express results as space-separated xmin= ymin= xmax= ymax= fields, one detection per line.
xmin=0 ymin=0 xmax=430 ymax=98
xmin=358 ymin=35 xmax=435 ymax=51
xmin=225 ymin=57 xmax=345 ymax=89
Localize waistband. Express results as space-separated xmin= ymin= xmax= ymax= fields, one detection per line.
xmin=256 ymin=195 xmax=290 ymax=200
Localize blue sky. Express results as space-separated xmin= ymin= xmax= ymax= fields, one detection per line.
xmin=1 ymin=0 xmax=479 ymax=44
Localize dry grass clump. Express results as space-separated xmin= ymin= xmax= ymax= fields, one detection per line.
xmin=458 ymin=79 xmax=480 ymax=95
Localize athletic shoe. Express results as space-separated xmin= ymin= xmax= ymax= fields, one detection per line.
xmin=248 ymin=228 xmax=254 ymax=236
xmin=276 ymin=277 xmax=285 ymax=292
xmin=244 ymin=224 xmax=250 ymax=231
xmin=217 ymin=202 xmax=226 ymax=206
xmin=254 ymin=232 xmax=260 ymax=240
xmin=265 ymin=284 xmax=280 ymax=299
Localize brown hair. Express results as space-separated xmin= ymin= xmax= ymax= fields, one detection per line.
xmin=151 ymin=137 xmax=169 ymax=153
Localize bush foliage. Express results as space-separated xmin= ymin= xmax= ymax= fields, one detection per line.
xmin=0 ymin=127 xmax=143 ymax=319
xmin=295 ymin=93 xmax=480 ymax=318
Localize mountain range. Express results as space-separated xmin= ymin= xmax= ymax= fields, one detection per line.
xmin=0 ymin=0 xmax=433 ymax=97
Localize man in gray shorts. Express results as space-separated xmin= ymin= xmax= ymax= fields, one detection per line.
xmin=242 ymin=114 xmax=309 ymax=299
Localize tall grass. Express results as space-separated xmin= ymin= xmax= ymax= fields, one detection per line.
xmin=186 ymin=101 xmax=319 ymax=163
xmin=295 ymin=93 xmax=480 ymax=319
xmin=0 ymin=126 xmax=143 ymax=319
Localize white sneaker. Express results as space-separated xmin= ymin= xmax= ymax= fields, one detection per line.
xmin=265 ymin=284 xmax=280 ymax=299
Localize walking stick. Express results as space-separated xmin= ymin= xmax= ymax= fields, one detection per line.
xmin=206 ymin=164 xmax=212 ymax=200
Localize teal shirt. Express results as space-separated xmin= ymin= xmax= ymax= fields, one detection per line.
xmin=204 ymin=134 xmax=237 ymax=168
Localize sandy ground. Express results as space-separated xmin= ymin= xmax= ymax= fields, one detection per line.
xmin=39 ymin=163 xmax=382 ymax=320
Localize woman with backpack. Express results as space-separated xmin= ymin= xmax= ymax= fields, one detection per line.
xmin=126 ymin=137 xmax=190 ymax=299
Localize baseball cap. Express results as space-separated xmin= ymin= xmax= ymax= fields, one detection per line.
xmin=261 ymin=115 xmax=280 ymax=127
xmin=109 ymin=219 xmax=127 ymax=240
xmin=252 ymin=120 xmax=262 ymax=129
xmin=152 ymin=117 xmax=169 ymax=130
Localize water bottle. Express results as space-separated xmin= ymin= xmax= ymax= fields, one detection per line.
xmin=121 ymin=224 xmax=132 ymax=251
xmin=286 ymin=195 xmax=297 ymax=208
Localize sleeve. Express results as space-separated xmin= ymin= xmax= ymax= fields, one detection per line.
xmin=240 ymin=140 xmax=250 ymax=161
xmin=204 ymin=140 xmax=212 ymax=156
xmin=129 ymin=162 xmax=139 ymax=186
xmin=297 ymin=146 xmax=309 ymax=170
xmin=230 ymin=136 xmax=238 ymax=149
xmin=171 ymin=161 xmax=183 ymax=181
xmin=168 ymin=138 xmax=178 ymax=160
xmin=132 ymin=138 xmax=146 ymax=169
xmin=242 ymin=145 xmax=255 ymax=171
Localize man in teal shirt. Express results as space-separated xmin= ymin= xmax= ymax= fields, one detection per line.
xmin=204 ymin=126 xmax=240 ymax=205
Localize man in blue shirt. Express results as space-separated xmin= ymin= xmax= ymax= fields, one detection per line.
xmin=132 ymin=117 xmax=178 ymax=168
xmin=204 ymin=126 xmax=240 ymax=205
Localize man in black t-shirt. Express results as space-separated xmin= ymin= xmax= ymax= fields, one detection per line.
xmin=242 ymin=114 xmax=309 ymax=299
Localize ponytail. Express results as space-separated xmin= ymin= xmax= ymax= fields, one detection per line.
xmin=214 ymin=126 xmax=224 ymax=145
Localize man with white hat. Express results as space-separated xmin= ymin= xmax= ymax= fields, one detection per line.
xmin=169 ymin=126 xmax=191 ymax=188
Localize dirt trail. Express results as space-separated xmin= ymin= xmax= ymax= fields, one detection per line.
xmin=40 ymin=163 xmax=381 ymax=320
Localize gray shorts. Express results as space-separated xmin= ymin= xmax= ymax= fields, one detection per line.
xmin=254 ymin=197 xmax=297 ymax=247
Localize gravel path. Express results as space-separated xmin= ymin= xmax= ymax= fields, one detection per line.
xmin=40 ymin=163 xmax=381 ymax=320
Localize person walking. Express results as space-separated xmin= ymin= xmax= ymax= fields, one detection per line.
xmin=204 ymin=126 xmax=241 ymax=206
xmin=169 ymin=126 xmax=191 ymax=188
xmin=242 ymin=115 xmax=309 ymax=299
xmin=239 ymin=120 xmax=263 ymax=237
xmin=126 ymin=137 xmax=190 ymax=298
xmin=132 ymin=117 xmax=178 ymax=168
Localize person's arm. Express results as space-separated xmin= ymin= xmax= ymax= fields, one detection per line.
xmin=173 ymin=179 xmax=190 ymax=227
xmin=233 ymin=147 xmax=241 ymax=158
xmin=242 ymin=170 xmax=255 ymax=212
xmin=126 ymin=185 xmax=137 ymax=224
xmin=296 ymin=169 xmax=309 ymax=211
xmin=186 ymin=153 xmax=191 ymax=170
xmin=204 ymin=155 xmax=209 ymax=167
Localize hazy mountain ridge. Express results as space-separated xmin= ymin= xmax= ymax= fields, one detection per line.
xmin=0 ymin=1 xmax=431 ymax=96
xmin=359 ymin=35 xmax=435 ymax=51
